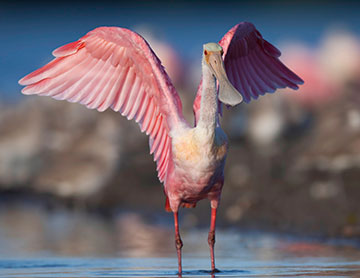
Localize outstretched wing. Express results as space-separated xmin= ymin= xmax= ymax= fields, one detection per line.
xmin=193 ymin=22 xmax=303 ymax=124
xmin=220 ymin=22 xmax=303 ymax=102
xmin=19 ymin=27 xmax=186 ymax=183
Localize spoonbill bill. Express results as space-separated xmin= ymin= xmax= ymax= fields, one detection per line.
xmin=19 ymin=22 xmax=303 ymax=274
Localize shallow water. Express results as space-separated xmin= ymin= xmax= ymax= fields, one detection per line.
xmin=1 ymin=204 xmax=360 ymax=277
xmin=2 ymin=255 xmax=360 ymax=277
xmin=2 ymin=257 xmax=360 ymax=277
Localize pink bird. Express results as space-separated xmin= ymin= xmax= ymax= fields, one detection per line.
xmin=19 ymin=22 xmax=303 ymax=274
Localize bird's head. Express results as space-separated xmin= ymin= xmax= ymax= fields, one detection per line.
xmin=203 ymin=43 xmax=243 ymax=106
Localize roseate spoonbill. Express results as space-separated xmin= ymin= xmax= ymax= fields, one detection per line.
xmin=19 ymin=22 xmax=303 ymax=274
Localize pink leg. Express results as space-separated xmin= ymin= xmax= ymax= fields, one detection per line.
xmin=174 ymin=211 xmax=183 ymax=274
xmin=208 ymin=207 xmax=218 ymax=273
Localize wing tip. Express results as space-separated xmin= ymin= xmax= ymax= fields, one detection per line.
xmin=52 ymin=41 xmax=85 ymax=58
xmin=296 ymin=77 xmax=305 ymax=85
xmin=287 ymin=72 xmax=305 ymax=86
xmin=18 ymin=76 xmax=27 ymax=86
xmin=20 ymin=87 xmax=28 ymax=95
xmin=19 ymin=73 xmax=36 ymax=86
xmin=21 ymin=86 xmax=36 ymax=95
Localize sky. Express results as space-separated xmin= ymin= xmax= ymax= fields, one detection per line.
xmin=1 ymin=0 xmax=360 ymax=99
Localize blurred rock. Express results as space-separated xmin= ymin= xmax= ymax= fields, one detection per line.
xmin=222 ymin=77 xmax=360 ymax=237
xmin=0 ymin=98 xmax=44 ymax=186
xmin=0 ymin=97 xmax=123 ymax=199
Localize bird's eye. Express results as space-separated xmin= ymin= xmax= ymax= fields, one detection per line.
xmin=204 ymin=50 xmax=208 ymax=55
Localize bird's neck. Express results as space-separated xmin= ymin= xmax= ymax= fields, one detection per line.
xmin=197 ymin=61 xmax=219 ymax=133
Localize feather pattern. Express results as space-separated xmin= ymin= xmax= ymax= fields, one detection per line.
xmin=19 ymin=26 xmax=187 ymax=183
xmin=193 ymin=22 xmax=304 ymax=124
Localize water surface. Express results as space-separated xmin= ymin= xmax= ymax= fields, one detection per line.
xmin=2 ymin=255 xmax=360 ymax=277
xmin=1 ymin=204 xmax=360 ymax=277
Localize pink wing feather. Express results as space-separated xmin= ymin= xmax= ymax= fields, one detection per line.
xmin=19 ymin=27 xmax=186 ymax=183
xmin=193 ymin=22 xmax=303 ymax=124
